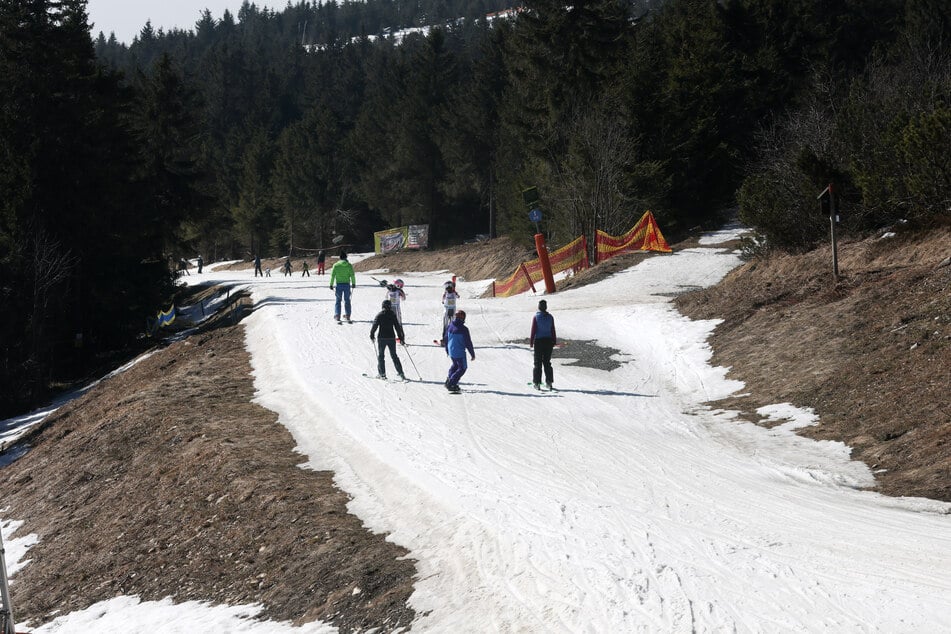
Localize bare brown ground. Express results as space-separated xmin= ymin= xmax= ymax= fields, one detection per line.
xmin=675 ymin=223 xmax=951 ymax=501
xmin=2 ymin=225 xmax=948 ymax=631
xmin=0 ymin=302 xmax=416 ymax=632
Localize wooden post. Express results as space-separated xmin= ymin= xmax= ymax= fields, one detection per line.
xmin=520 ymin=263 xmax=537 ymax=295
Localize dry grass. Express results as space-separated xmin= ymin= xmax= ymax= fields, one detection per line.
xmin=675 ymin=225 xmax=951 ymax=500
xmin=0 ymin=323 xmax=416 ymax=632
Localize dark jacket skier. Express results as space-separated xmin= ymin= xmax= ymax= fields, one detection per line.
xmin=370 ymin=300 xmax=406 ymax=379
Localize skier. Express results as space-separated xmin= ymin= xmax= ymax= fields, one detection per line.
xmin=370 ymin=300 xmax=406 ymax=380
xmin=386 ymin=280 xmax=406 ymax=323
xmin=301 ymin=260 xmax=310 ymax=277
xmin=282 ymin=257 xmax=292 ymax=276
xmin=254 ymin=254 xmax=263 ymax=277
xmin=444 ymin=309 xmax=475 ymax=393
xmin=317 ymin=250 xmax=326 ymax=275
xmin=439 ymin=280 xmax=459 ymax=345
xmin=178 ymin=258 xmax=190 ymax=276
xmin=329 ymin=251 xmax=356 ymax=322
xmin=197 ymin=254 xmax=203 ymax=274
xmin=530 ymin=299 xmax=557 ymax=390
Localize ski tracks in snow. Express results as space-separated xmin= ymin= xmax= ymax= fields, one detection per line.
xmin=232 ymin=262 xmax=951 ymax=633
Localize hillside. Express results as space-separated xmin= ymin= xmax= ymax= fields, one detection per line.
xmin=675 ymin=224 xmax=951 ymax=500
xmin=1 ymin=225 xmax=948 ymax=630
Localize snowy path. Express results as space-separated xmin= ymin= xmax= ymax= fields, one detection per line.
xmin=13 ymin=229 xmax=951 ymax=632
xmin=234 ymin=239 xmax=951 ymax=632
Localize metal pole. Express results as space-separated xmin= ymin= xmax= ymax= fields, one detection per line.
xmin=829 ymin=184 xmax=840 ymax=280
xmin=0 ymin=530 xmax=16 ymax=634
xmin=402 ymin=344 xmax=422 ymax=381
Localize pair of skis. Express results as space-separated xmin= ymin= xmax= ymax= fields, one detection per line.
xmin=362 ymin=373 xmax=410 ymax=382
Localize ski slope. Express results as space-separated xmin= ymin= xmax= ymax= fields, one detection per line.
xmin=13 ymin=226 xmax=951 ymax=632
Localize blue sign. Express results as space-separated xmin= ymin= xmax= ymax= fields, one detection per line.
xmin=528 ymin=208 xmax=542 ymax=223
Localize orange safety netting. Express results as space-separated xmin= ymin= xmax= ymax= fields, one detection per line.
xmin=494 ymin=235 xmax=588 ymax=297
xmin=595 ymin=211 xmax=671 ymax=263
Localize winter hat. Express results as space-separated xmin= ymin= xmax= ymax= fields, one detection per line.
xmin=382 ymin=299 xmax=392 ymax=310
xmin=538 ymin=299 xmax=547 ymax=311
xmin=339 ymin=251 xmax=348 ymax=260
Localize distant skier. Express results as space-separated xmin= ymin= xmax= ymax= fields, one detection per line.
xmin=444 ymin=310 xmax=475 ymax=393
xmin=197 ymin=254 xmax=203 ymax=274
xmin=370 ymin=300 xmax=406 ymax=380
xmin=282 ymin=257 xmax=292 ymax=276
xmin=317 ymin=250 xmax=326 ymax=275
xmin=254 ymin=254 xmax=263 ymax=277
xmin=530 ymin=299 xmax=557 ymax=390
xmin=329 ymin=251 xmax=356 ymax=322
xmin=438 ymin=280 xmax=459 ymax=345
xmin=301 ymin=260 xmax=310 ymax=277
xmin=386 ymin=280 xmax=406 ymax=323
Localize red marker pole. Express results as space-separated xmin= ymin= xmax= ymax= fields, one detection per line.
xmin=534 ymin=233 xmax=556 ymax=294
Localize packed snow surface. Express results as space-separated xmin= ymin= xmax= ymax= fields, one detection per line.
xmin=6 ymin=226 xmax=951 ymax=632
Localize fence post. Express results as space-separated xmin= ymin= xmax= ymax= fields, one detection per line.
xmin=520 ymin=263 xmax=537 ymax=294
xmin=1 ymin=530 xmax=16 ymax=634
xmin=817 ymin=184 xmax=840 ymax=281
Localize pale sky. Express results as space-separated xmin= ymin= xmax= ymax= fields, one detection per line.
xmin=86 ymin=0 xmax=286 ymax=45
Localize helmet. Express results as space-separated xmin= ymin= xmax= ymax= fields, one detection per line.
xmin=382 ymin=299 xmax=392 ymax=309
xmin=443 ymin=280 xmax=454 ymax=290
xmin=394 ymin=279 xmax=404 ymax=289
xmin=454 ymin=310 xmax=466 ymax=322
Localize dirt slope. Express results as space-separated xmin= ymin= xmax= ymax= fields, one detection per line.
xmin=675 ymin=225 xmax=951 ymax=501
xmin=1 ymin=225 xmax=948 ymax=631
xmin=0 ymin=323 xmax=416 ymax=631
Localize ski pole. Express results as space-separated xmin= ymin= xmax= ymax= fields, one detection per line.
xmin=402 ymin=343 xmax=422 ymax=381
xmin=369 ymin=338 xmax=380 ymax=376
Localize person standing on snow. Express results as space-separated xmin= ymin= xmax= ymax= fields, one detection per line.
xmin=317 ymin=250 xmax=326 ymax=275
xmin=445 ymin=310 xmax=475 ymax=393
xmin=530 ymin=299 xmax=557 ymax=390
xmin=329 ymin=251 xmax=356 ymax=322
xmin=197 ymin=254 xmax=203 ymax=274
xmin=254 ymin=254 xmax=263 ymax=277
xmin=370 ymin=300 xmax=406 ymax=380
xmin=301 ymin=260 xmax=310 ymax=277
xmin=439 ymin=281 xmax=459 ymax=345
xmin=282 ymin=257 xmax=292 ymax=276
xmin=386 ymin=280 xmax=406 ymax=323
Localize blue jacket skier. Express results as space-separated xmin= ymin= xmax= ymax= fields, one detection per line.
xmin=530 ymin=299 xmax=557 ymax=389
xmin=445 ymin=310 xmax=475 ymax=392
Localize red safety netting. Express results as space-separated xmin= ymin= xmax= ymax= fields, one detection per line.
xmin=494 ymin=235 xmax=588 ymax=297
xmin=595 ymin=211 xmax=671 ymax=262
